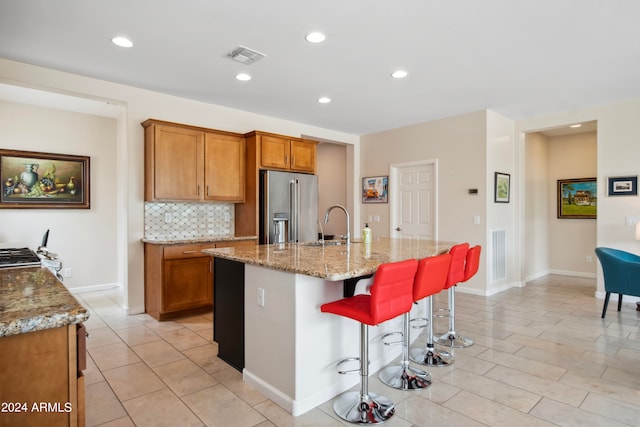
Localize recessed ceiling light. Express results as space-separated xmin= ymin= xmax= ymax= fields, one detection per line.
xmin=306 ymin=32 xmax=326 ymax=43
xmin=570 ymin=124 xmax=582 ymax=128
xmin=318 ymin=97 xmax=331 ymax=104
xmin=236 ymin=73 xmax=251 ymax=81
xmin=111 ymin=36 xmax=133 ymax=48
xmin=391 ymin=70 xmax=408 ymax=79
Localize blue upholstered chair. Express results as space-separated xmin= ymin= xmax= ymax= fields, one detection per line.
xmin=594 ymin=247 xmax=640 ymax=318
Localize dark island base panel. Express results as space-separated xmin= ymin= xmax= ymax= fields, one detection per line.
xmin=343 ymin=274 xmax=373 ymax=297
xmin=213 ymin=258 xmax=245 ymax=372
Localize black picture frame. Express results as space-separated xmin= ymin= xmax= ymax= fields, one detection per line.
xmin=607 ymin=176 xmax=638 ymax=196
xmin=494 ymin=172 xmax=510 ymax=203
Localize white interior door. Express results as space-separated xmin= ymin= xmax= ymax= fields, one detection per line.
xmin=390 ymin=160 xmax=436 ymax=240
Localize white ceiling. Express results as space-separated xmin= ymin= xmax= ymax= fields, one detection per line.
xmin=1 ymin=1 xmax=639 ymax=136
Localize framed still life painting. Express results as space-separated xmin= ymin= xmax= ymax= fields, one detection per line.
xmin=0 ymin=149 xmax=90 ymax=209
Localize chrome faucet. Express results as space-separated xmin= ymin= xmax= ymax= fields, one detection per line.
xmin=324 ymin=205 xmax=350 ymax=245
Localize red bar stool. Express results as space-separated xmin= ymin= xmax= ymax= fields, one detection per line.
xmin=435 ymin=244 xmax=481 ymax=348
xmin=379 ymin=252 xmax=452 ymax=389
xmin=408 ymin=252 xmax=454 ymax=367
xmin=321 ymin=259 xmax=418 ymax=424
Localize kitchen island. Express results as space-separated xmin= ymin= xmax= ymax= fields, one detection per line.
xmin=0 ymin=267 xmax=89 ymax=427
xmin=203 ymin=237 xmax=454 ymax=416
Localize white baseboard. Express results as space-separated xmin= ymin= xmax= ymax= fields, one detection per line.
xmin=127 ymin=305 xmax=145 ymax=315
xmin=594 ymin=291 xmax=640 ymax=303
xmin=69 ymin=282 xmax=121 ymax=294
xmin=548 ymin=269 xmax=596 ymax=279
xmin=525 ymin=270 xmax=551 ymax=282
xmin=457 ymin=281 xmax=523 ymax=297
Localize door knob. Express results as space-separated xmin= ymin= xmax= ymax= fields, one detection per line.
xmin=395 ymin=227 xmax=401 ymax=232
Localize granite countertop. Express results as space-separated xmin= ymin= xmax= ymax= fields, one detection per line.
xmin=203 ymin=237 xmax=455 ymax=281
xmin=0 ymin=267 xmax=89 ymax=338
xmin=142 ymin=235 xmax=258 ymax=245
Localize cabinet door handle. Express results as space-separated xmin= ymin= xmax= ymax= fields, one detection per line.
xmin=207 ymin=185 xmax=210 ymax=196
xmin=183 ymin=250 xmax=197 ymax=254
xmin=197 ymin=185 xmax=200 ymax=196
xmin=292 ymin=156 xmax=295 ymax=166
xmin=285 ymin=154 xmax=288 ymax=165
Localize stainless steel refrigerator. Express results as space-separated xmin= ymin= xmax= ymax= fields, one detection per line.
xmin=259 ymin=170 xmax=318 ymax=244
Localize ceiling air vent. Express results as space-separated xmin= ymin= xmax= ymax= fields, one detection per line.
xmin=226 ymin=46 xmax=266 ymax=65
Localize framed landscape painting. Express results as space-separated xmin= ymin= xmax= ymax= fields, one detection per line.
xmin=0 ymin=149 xmax=90 ymax=209
xmin=557 ymin=178 xmax=596 ymax=219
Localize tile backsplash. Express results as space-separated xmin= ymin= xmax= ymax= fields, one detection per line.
xmin=144 ymin=202 xmax=234 ymax=240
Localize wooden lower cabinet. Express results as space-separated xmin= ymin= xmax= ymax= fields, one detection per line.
xmin=163 ymin=256 xmax=212 ymax=313
xmin=0 ymin=324 xmax=85 ymax=427
xmin=144 ymin=240 xmax=255 ymax=320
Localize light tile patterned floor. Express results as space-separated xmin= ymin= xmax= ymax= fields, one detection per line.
xmin=76 ymin=274 xmax=640 ymax=426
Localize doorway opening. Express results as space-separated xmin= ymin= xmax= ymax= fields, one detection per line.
xmin=523 ymin=120 xmax=597 ymax=286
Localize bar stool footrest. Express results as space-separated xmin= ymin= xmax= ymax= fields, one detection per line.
xmin=336 ymin=357 xmax=364 ymax=374
xmin=409 ymin=317 xmax=428 ymax=329
xmin=381 ymin=331 xmax=403 ymax=346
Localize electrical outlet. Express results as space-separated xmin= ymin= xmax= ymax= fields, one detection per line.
xmin=224 ymin=212 xmax=231 ymax=222
xmin=586 ymin=255 xmax=593 ymax=263
xmin=473 ymin=215 xmax=481 ymax=225
xmin=164 ymin=212 xmax=172 ymax=223
xmin=257 ymin=288 xmax=265 ymax=307
xmin=373 ymin=215 xmax=381 ymax=223
xmin=625 ymin=216 xmax=640 ymax=226
xmin=62 ymin=268 xmax=72 ymax=278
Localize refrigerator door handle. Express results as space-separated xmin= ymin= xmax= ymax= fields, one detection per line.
xmin=290 ymin=179 xmax=297 ymax=242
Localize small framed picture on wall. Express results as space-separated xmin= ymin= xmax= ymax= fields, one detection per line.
xmin=607 ymin=176 xmax=638 ymax=196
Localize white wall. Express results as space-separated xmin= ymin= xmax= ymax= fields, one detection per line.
xmin=524 ymin=132 xmax=550 ymax=279
xmin=316 ymin=143 xmax=347 ymax=237
xmin=486 ymin=110 xmax=517 ymax=294
xmin=0 ymin=100 xmax=118 ymax=289
xmin=360 ymin=111 xmax=489 ymax=290
xmin=0 ymin=58 xmax=359 ymax=313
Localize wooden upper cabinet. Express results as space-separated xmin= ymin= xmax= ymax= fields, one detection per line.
xmin=257 ymin=132 xmax=316 ymax=173
xmin=143 ymin=119 xmax=245 ymax=202
xmin=290 ymin=139 xmax=316 ymax=172
xmin=260 ymin=134 xmax=290 ymax=169
xmin=150 ymin=124 xmax=203 ymax=200
xmin=204 ymin=133 xmax=245 ymax=202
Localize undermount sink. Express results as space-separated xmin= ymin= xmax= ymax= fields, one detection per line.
xmin=299 ymin=240 xmax=345 ymax=247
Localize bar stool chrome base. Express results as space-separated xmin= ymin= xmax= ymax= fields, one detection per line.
xmin=434 ymin=331 xmax=474 ymax=348
xmin=378 ymin=364 xmax=432 ymax=390
xmin=333 ymin=391 xmax=395 ymax=425
xmin=409 ymin=344 xmax=453 ymax=366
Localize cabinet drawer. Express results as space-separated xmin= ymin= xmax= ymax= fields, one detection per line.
xmin=164 ymin=243 xmax=214 ymax=260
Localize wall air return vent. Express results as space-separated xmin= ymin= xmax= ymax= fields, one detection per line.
xmin=226 ymin=46 xmax=266 ymax=65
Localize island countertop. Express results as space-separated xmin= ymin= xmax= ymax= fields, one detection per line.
xmin=203 ymin=237 xmax=455 ymax=281
xmin=0 ymin=267 xmax=89 ymax=337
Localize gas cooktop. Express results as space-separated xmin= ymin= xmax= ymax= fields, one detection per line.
xmin=0 ymin=247 xmax=41 ymax=268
